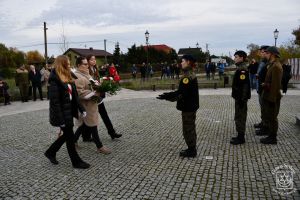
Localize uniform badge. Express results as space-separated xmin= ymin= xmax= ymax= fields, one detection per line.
xmin=240 ymin=74 xmax=245 ymax=80
xmin=182 ymin=78 xmax=189 ymax=84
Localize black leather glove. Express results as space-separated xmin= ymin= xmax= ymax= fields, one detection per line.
xmin=156 ymin=93 xmax=167 ymax=100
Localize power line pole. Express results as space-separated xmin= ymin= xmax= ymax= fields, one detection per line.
xmin=206 ymin=43 xmax=209 ymax=52
xmin=104 ymin=39 xmax=107 ymax=64
xmin=44 ymin=22 xmax=48 ymax=65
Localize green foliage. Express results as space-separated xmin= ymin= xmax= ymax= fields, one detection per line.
xmin=247 ymin=43 xmax=260 ymax=60
xmin=0 ymin=43 xmax=25 ymax=78
xmin=292 ymin=25 xmax=300 ymax=46
xmin=26 ymin=50 xmax=44 ymax=64
xmin=112 ymin=43 xmax=121 ymax=65
xmin=125 ymin=44 xmax=178 ymax=65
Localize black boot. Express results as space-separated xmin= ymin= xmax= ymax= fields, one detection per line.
xmin=44 ymin=151 xmax=59 ymax=165
xmin=179 ymin=147 xmax=197 ymax=158
xmin=260 ymin=136 xmax=277 ymax=144
xmin=109 ymin=132 xmax=122 ymax=139
xmin=73 ymin=161 xmax=90 ymax=169
xmin=255 ymin=126 xmax=269 ymax=136
xmin=230 ymin=133 xmax=245 ymax=145
xmin=254 ymin=122 xmax=263 ymax=129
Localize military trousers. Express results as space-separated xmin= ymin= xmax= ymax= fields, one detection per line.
xmin=258 ymin=93 xmax=267 ymax=126
xmin=234 ymin=100 xmax=248 ymax=134
xmin=182 ymin=111 xmax=197 ymax=148
xmin=262 ymin=98 xmax=281 ymax=137
xmin=18 ymin=84 xmax=29 ymax=102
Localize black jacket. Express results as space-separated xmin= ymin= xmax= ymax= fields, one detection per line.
xmin=257 ymin=60 xmax=268 ymax=94
xmin=232 ymin=62 xmax=251 ymax=101
xmin=48 ymin=70 xmax=85 ymax=127
xmin=29 ymin=70 xmax=42 ymax=85
xmin=164 ymin=70 xmax=199 ymax=112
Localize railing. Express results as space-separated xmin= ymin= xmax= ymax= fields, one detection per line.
xmin=151 ymin=81 xmax=219 ymax=91
xmin=289 ymin=58 xmax=300 ymax=80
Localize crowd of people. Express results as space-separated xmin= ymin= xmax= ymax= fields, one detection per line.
xmin=131 ymin=61 xmax=181 ymax=81
xmin=204 ymin=60 xmax=225 ymax=80
xmin=0 ymin=45 xmax=293 ymax=168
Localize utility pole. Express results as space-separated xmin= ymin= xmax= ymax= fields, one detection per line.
xmin=43 ymin=22 xmax=48 ymax=65
xmin=205 ymin=43 xmax=209 ymax=52
xmin=104 ymin=39 xmax=107 ymax=64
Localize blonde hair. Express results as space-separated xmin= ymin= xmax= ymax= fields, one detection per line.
xmin=54 ymin=55 xmax=73 ymax=83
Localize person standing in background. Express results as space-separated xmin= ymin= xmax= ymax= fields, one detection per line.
xmin=28 ymin=65 xmax=43 ymax=101
xmin=15 ymin=64 xmax=29 ymax=102
xmin=248 ymin=59 xmax=259 ymax=90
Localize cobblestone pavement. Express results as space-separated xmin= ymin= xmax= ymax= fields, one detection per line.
xmin=0 ymin=93 xmax=300 ymax=199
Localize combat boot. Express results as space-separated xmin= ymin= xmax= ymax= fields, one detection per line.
xmin=260 ymin=136 xmax=277 ymax=144
xmin=255 ymin=126 xmax=269 ymax=136
xmin=230 ymin=133 xmax=245 ymax=145
xmin=179 ymin=147 xmax=197 ymax=158
xmin=254 ymin=122 xmax=263 ymax=129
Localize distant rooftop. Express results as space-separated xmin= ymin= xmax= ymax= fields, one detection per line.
xmin=64 ymin=47 xmax=112 ymax=57
xmin=143 ymin=44 xmax=174 ymax=53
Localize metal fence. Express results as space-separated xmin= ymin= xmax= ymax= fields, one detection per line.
xmin=289 ymin=58 xmax=300 ymax=80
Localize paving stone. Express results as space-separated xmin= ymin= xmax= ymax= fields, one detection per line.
xmin=0 ymin=95 xmax=299 ymax=199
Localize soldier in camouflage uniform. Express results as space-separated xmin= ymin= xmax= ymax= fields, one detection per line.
xmin=260 ymin=46 xmax=283 ymax=144
xmin=15 ymin=64 xmax=29 ymax=102
xmin=157 ymin=55 xmax=199 ymax=158
xmin=230 ymin=51 xmax=251 ymax=145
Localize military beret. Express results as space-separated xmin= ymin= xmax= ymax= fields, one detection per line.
xmin=265 ymin=46 xmax=280 ymax=58
xmin=259 ymin=45 xmax=270 ymax=50
xmin=234 ymin=50 xmax=247 ymax=59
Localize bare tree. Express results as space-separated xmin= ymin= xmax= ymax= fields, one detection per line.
xmin=59 ymin=16 xmax=69 ymax=53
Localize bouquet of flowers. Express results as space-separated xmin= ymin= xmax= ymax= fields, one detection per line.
xmin=89 ymin=77 xmax=120 ymax=95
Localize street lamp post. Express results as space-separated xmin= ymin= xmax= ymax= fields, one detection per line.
xmin=115 ymin=41 xmax=120 ymax=64
xmin=145 ymin=30 xmax=149 ymax=64
xmin=274 ymin=29 xmax=279 ymax=47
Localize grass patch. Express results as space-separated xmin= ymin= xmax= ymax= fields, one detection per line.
xmin=120 ymin=76 xmax=231 ymax=91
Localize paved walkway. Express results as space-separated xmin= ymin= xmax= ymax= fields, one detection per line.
xmin=1 ymin=88 xmax=300 ymax=117
xmin=0 ymin=88 xmax=300 ymax=199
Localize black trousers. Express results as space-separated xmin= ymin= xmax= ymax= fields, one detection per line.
xmin=32 ymin=84 xmax=43 ymax=100
xmin=82 ymin=102 xmax=115 ymax=140
xmin=45 ymin=126 xmax=82 ymax=165
xmin=75 ymin=123 xmax=103 ymax=148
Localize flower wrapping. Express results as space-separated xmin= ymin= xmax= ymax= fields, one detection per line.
xmin=89 ymin=77 xmax=120 ymax=95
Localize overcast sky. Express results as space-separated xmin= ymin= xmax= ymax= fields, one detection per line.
xmin=0 ymin=0 xmax=299 ymax=57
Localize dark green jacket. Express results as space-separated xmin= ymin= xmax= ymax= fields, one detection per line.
xmin=15 ymin=68 xmax=29 ymax=86
xmin=262 ymin=60 xmax=283 ymax=102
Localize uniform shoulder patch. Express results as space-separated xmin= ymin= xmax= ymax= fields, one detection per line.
xmin=240 ymin=74 xmax=246 ymax=80
xmin=182 ymin=78 xmax=189 ymax=84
